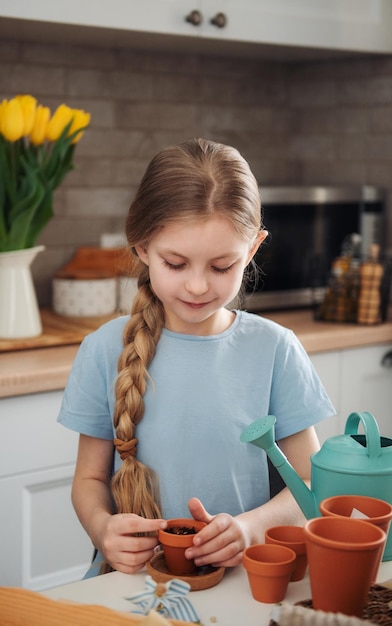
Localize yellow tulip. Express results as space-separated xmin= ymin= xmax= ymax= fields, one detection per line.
xmin=30 ymin=105 xmax=50 ymax=146
xmin=68 ymin=109 xmax=91 ymax=143
xmin=0 ymin=100 xmax=5 ymax=128
xmin=46 ymin=104 xmax=73 ymax=142
xmin=0 ymin=92 xmax=91 ymax=252
xmin=16 ymin=95 xmax=37 ymax=135
xmin=1 ymin=98 xmax=24 ymax=142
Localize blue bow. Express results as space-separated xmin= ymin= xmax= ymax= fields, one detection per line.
xmin=126 ymin=575 xmax=200 ymax=623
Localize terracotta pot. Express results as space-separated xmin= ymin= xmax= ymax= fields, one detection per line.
xmin=158 ymin=518 xmax=206 ymax=575
xmin=242 ymin=543 xmax=296 ymax=603
xmin=320 ymin=493 xmax=392 ymax=538
xmin=320 ymin=494 xmax=392 ymax=580
xmin=265 ymin=525 xmax=307 ymax=581
xmin=304 ymin=516 xmax=386 ymax=616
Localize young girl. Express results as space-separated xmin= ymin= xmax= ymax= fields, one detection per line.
xmin=58 ymin=138 xmax=335 ymax=577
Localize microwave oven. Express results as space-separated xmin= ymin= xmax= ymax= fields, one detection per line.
xmin=244 ymin=185 xmax=385 ymax=312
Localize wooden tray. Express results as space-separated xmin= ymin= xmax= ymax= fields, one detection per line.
xmin=0 ymin=309 xmax=118 ymax=352
xmin=146 ymin=552 xmax=225 ymax=591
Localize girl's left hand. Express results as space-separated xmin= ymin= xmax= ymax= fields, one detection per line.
xmin=185 ymin=497 xmax=249 ymax=568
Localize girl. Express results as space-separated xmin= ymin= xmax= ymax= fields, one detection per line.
xmin=58 ymin=138 xmax=335 ymax=577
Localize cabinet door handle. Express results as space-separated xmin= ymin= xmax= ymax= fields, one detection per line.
xmin=381 ymin=350 xmax=392 ymax=368
xmin=185 ymin=9 xmax=203 ymax=26
xmin=210 ymin=12 xmax=227 ymax=28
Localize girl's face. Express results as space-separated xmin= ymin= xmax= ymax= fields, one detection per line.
xmin=136 ymin=215 xmax=266 ymax=335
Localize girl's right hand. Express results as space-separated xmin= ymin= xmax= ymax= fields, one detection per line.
xmin=97 ymin=513 xmax=167 ymax=574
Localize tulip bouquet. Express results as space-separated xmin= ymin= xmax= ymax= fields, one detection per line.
xmin=0 ymin=95 xmax=90 ymax=252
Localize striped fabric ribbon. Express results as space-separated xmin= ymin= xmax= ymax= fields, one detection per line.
xmin=126 ymin=575 xmax=200 ymax=623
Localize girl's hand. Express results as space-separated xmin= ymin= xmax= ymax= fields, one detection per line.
xmin=185 ymin=497 xmax=249 ymax=568
xmin=97 ymin=513 xmax=167 ymax=574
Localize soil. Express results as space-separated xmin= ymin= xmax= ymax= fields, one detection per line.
xmin=166 ymin=525 xmax=197 ymax=535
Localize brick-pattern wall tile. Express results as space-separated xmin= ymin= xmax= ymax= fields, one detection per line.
xmin=4 ymin=37 xmax=392 ymax=306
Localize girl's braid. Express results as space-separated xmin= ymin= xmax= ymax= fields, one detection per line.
xmin=100 ymin=267 xmax=164 ymax=573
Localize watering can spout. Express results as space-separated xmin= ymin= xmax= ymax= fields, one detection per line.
xmin=240 ymin=416 xmax=318 ymax=519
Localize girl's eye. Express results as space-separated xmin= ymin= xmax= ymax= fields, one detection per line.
xmin=163 ymin=260 xmax=185 ymax=271
xmin=212 ymin=265 xmax=233 ymax=274
xmin=163 ymin=259 xmax=233 ymax=273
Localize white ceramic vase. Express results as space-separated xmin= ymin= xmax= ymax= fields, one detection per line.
xmin=0 ymin=245 xmax=45 ymax=339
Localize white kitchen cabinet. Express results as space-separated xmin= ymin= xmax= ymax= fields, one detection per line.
xmin=2 ymin=0 xmax=392 ymax=55
xmin=0 ymin=1 xmax=197 ymax=37
xmin=0 ymin=391 xmax=92 ymax=590
xmin=201 ymin=0 xmax=392 ymax=53
xmin=0 ymin=1 xmax=190 ymax=36
xmin=339 ymin=343 xmax=392 ymax=438
xmin=310 ymin=342 xmax=392 ymax=444
xmin=310 ymin=350 xmax=341 ymax=445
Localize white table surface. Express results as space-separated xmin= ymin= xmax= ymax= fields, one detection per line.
xmin=43 ymin=560 xmax=392 ymax=626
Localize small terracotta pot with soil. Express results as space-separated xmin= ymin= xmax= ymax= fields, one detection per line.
xmin=158 ymin=518 xmax=207 ymax=575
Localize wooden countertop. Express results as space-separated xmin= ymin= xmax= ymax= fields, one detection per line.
xmin=0 ymin=310 xmax=115 ymax=399
xmin=263 ymin=309 xmax=392 ymax=354
xmin=1 ymin=308 xmax=392 ymax=399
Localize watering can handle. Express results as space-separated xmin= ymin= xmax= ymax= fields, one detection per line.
xmin=344 ymin=411 xmax=382 ymax=458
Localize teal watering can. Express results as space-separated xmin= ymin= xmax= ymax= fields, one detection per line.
xmin=240 ymin=411 xmax=392 ymax=561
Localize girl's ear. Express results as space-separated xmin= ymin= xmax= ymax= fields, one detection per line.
xmin=134 ymin=244 xmax=149 ymax=266
xmin=246 ymin=229 xmax=268 ymax=265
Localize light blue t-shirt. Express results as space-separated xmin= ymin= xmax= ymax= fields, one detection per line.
xmin=58 ymin=310 xmax=335 ymax=519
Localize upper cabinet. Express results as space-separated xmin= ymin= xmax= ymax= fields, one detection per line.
xmin=2 ymin=0 xmax=392 ymax=57
xmin=218 ymin=0 xmax=392 ymax=53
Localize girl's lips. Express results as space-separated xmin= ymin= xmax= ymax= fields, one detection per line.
xmin=181 ymin=300 xmax=210 ymax=309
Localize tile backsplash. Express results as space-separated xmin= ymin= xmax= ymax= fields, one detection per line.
xmin=2 ymin=37 xmax=392 ymax=307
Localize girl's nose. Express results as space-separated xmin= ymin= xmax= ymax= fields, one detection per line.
xmin=185 ymin=273 xmax=209 ymax=295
